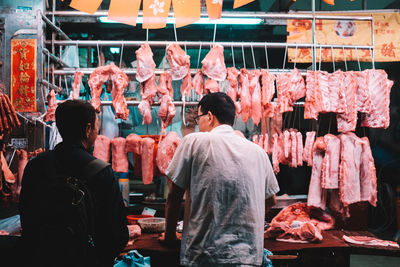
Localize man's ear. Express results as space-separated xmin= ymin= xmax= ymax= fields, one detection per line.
xmin=85 ymin=123 xmax=92 ymax=137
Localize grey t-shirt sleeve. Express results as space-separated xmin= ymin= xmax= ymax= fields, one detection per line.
xmin=165 ymin=135 xmax=193 ymax=190
xmin=265 ymin=155 xmax=280 ymax=199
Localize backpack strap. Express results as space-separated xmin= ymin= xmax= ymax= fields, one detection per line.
xmin=82 ymin=159 xmax=110 ymax=179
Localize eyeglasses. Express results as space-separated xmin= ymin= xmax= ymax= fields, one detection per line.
xmin=194 ymin=113 xmax=207 ymax=124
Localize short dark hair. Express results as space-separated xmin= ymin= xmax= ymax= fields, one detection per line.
xmin=198 ymin=92 xmax=235 ymax=126
xmin=55 ymin=100 xmax=97 ymax=142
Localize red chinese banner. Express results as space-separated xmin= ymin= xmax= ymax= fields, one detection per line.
xmin=287 ymin=13 xmax=400 ymax=63
xmin=108 ymin=0 xmax=142 ymax=26
xmin=11 ymin=39 xmax=37 ymax=112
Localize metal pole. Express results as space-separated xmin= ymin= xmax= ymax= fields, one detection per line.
xmin=44 ymin=10 xmax=373 ymax=21
xmin=47 ymin=40 xmax=373 ymax=49
xmin=312 ymin=0 xmax=316 ymax=71
xmin=41 ymin=11 xmax=71 ymax=40
xmin=42 ymin=48 xmax=69 ymax=67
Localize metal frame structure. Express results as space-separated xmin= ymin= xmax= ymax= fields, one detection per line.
xmin=41 ymin=0 xmax=375 ymax=108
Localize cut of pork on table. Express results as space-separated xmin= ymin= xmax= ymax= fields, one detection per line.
xmin=141 ymin=137 xmax=155 ymax=185
xmin=93 ymin=135 xmax=111 ymax=162
xmin=135 ymin=43 xmax=156 ymax=83
xmin=342 ymin=235 xmax=399 ymax=248
xmin=239 ymin=68 xmax=251 ymax=123
xmin=265 ymin=202 xmax=335 ymax=243
xmin=166 ymin=43 xmax=190 ymax=80
xmin=201 ymin=44 xmax=227 ymax=81
xmin=156 ymin=131 xmax=181 ymax=175
xmin=260 ymin=69 xmax=276 ymax=106
xmin=111 ymin=137 xmax=129 ymax=173
xmin=44 ymin=89 xmax=57 ymax=122
xmin=249 ymin=69 xmax=262 ymax=126
xmin=192 ymin=70 xmax=204 ymax=95
xmin=71 ymin=71 xmax=84 ymax=100
xmin=360 ymin=69 xmax=393 ymax=129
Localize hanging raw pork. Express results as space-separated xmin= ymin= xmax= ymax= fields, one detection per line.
xmin=156 ymin=131 xmax=181 ymax=175
xmin=93 ymin=135 xmax=111 ymax=162
xmin=201 ymin=44 xmax=227 ymax=81
xmin=239 ymin=69 xmax=251 ymax=123
xmin=159 ymin=95 xmax=176 ymax=135
xmin=180 ymin=72 xmax=192 ymax=99
xmin=166 ymin=43 xmax=190 ymax=80
xmin=260 ymin=69 xmax=276 ymax=106
xmin=72 ymin=71 xmax=84 ymax=100
xmin=44 ymin=89 xmax=57 ymax=122
xmin=126 ymin=133 xmax=142 ymax=155
xmin=226 ymin=67 xmax=241 ymax=115
xmin=111 ymin=137 xmax=129 ymax=173
xmin=89 ymin=65 xmax=112 ymax=112
xmin=141 ymin=138 xmax=155 ymax=184
xmin=249 ymin=69 xmax=262 ymax=125
xmin=337 ymin=71 xmax=357 ymax=133
xmin=157 ymin=72 xmax=174 ymax=99
xmin=204 ymin=78 xmax=220 ymax=94
xmin=138 ymin=100 xmax=152 ymax=125
xmin=135 ymin=43 xmax=156 ymax=83
xmin=276 ymin=68 xmax=305 ymax=113
xmin=360 ymin=69 xmax=393 ymax=129
xmin=110 ymin=63 xmax=129 ymax=120
xmin=192 ymin=70 xmax=204 ymax=95
xmin=141 ymin=74 xmax=157 ymax=104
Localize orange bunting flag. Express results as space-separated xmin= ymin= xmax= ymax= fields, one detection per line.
xmin=233 ymin=0 xmax=254 ymax=9
xmin=143 ymin=0 xmax=172 ymax=29
xmin=172 ymin=0 xmax=200 ymax=28
xmin=108 ymin=0 xmax=142 ymax=26
xmin=70 ymin=0 xmax=103 ymax=14
xmin=206 ymin=0 xmax=223 ymax=20
xmin=322 ymin=0 xmax=335 ymax=5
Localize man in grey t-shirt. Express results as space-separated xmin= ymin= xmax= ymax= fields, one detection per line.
xmin=160 ymin=92 xmax=279 ymax=266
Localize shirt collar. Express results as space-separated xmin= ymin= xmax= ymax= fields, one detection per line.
xmin=210 ymin=124 xmax=234 ymax=134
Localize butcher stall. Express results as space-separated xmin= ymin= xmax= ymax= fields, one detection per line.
xmin=1 ymin=0 xmax=400 ymax=266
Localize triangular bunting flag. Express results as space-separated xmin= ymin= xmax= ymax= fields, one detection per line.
xmin=206 ymin=0 xmax=223 ymax=20
xmin=70 ymin=0 xmax=103 ymax=14
xmin=108 ymin=0 xmax=142 ymax=26
xmin=143 ymin=0 xmax=172 ymax=29
xmin=233 ymin=0 xmax=254 ymax=9
xmin=172 ymin=0 xmax=200 ymax=28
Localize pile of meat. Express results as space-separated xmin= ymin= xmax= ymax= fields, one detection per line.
xmin=93 ymin=131 xmax=181 ymax=184
xmin=265 ymin=202 xmax=335 ymax=243
xmin=88 ymin=63 xmax=130 ymax=120
xmin=342 ymin=235 xmax=399 ymax=248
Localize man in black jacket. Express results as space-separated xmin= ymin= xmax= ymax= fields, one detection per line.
xmin=19 ymin=100 xmax=128 ymax=266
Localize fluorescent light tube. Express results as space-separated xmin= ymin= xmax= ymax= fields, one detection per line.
xmin=99 ymin=16 xmax=262 ymax=25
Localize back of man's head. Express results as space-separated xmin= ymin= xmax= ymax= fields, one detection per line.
xmin=56 ymin=100 xmax=96 ymax=143
xmin=198 ymin=92 xmax=235 ymax=126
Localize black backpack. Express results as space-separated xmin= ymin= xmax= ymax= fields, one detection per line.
xmin=35 ymin=152 xmax=110 ymax=266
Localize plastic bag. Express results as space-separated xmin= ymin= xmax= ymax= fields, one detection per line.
xmin=61 ymin=46 xmax=80 ymax=68
xmin=262 ymin=248 xmax=274 ymax=267
xmin=114 ymin=250 xmax=151 ymax=267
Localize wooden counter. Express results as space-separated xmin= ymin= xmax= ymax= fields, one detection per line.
xmin=124 ymin=230 xmax=400 ymax=267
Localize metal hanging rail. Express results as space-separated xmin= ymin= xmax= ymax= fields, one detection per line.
xmin=45 ymin=10 xmax=373 ymax=22
xmin=53 ymin=68 xmax=309 ymax=76
xmin=56 ymin=100 xmax=199 ymax=107
xmin=47 ymin=40 xmax=373 ymax=50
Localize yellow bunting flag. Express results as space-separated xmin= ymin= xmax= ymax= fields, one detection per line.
xmin=108 ymin=0 xmax=142 ymax=26
xmin=233 ymin=0 xmax=254 ymax=9
xmin=322 ymin=0 xmax=335 ymax=5
xmin=69 ymin=0 xmax=103 ymax=14
xmin=172 ymin=0 xmax=200 ymax=28
xmin=206 ymin=0 xmax=223 ymax=20
xmin=143 ymin=0 xmax=172 ymax=29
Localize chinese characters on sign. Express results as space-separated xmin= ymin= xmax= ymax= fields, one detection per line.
xmin=287 ymin=13 xmax=400 ymax=63
xmin=11 ymin=39 xmax=37 ymax=112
